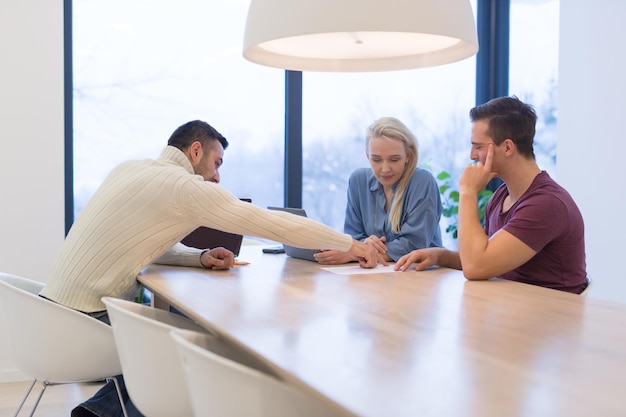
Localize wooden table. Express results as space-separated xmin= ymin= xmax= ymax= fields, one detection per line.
xmin=138 ymin=246 xmax=626 ymax=417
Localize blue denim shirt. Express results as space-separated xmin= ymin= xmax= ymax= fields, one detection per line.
xmin=344 ymin=167 xmax=443 ymax=261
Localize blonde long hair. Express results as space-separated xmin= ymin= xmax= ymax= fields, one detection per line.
xmin=366 ymin=117 xmax=418 ymax=234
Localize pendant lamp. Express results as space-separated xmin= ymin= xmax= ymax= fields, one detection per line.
xmin=243 ymin=0 xmax=479 ymax=72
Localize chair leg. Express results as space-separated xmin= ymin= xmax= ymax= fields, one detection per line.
xmin=109 ymin=376 xmax=129 ymax=417
xmin=13 ymin=379 xmax=36 ymax=417
xmin=26 ymin=380 xmax=48 ymax=417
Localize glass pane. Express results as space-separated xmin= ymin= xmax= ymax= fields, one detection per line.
xmin=301 ymin=3 xmax=477 ymax=249
xmin=509 ymin=0 xmax=559 ymax=176
xmin=73 ymin=1 xmax=284 ymax=219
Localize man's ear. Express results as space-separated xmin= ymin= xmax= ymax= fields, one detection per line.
xmin=188 ymin=141 xmax=203 ymax=163
xmin=503 ymin=139 xmax=515 ymax=155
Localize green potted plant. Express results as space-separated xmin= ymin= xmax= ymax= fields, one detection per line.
xmin=436 ymin=170 xmax=493 ymax=239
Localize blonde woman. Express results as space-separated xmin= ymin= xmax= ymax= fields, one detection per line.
xmin=316 ymin=117 xmax=442 ymax=265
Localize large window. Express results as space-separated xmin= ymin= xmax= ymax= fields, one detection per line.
xmin=73 ymin=0 xmax=560 ymax=247
xmin=73 ymin=0 xmax=284 ymax=217
xmin=509 ymin=0 xmax=559 ymax=176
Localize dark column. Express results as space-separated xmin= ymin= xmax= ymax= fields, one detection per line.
xmin=476 ymin=0 xmax=510 ymax=191
xmin=64 ymin=0 xmax=74 ymax=234
xmin=476 ymin=0 xmax=510 ymax=105
xmin=284 ymin=70 xmax=303 ymax=208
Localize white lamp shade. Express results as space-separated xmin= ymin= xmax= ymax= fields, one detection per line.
xmin=243 ymin=0 xmax=479 ymax=72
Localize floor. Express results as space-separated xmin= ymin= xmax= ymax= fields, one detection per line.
xmin=0 ymin=380 xmax=104 ymax=417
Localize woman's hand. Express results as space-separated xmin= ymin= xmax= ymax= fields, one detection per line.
xmin=364 ymin=235 xmax=387 ymax=255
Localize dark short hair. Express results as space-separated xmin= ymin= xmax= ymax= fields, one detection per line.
xmin=469 ymin=96 xmax=537 ymax=159
xmin=167 ymin=120 xmax=229 ymax=152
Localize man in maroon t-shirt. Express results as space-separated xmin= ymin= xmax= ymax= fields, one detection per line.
xmin=395 ymin=96 xmax=587 ymax=294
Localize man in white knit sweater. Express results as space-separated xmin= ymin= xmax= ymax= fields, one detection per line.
xmin=42 ymin=120 xmax=380 ymax=417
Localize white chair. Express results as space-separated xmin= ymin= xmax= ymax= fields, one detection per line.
xmin=0 ymin=273 xmax=126 ymax=417
xmin=101 ymin=296 xmax=210 ymax=417
xmin=171 ymin=328 xmax=352 ymax=417
xmin=580 ymin=275 xmax=593 ymax=296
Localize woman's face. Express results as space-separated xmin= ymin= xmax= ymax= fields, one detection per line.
xmin=367 ymin=135 xmax=409 ymax=189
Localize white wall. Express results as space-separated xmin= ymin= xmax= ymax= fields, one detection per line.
xmin=558 ymin=0 xmax=626 ymax=303
xmin=0 ymin=0 xmax=66 ymax=382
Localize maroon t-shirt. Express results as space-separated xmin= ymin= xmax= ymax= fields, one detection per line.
xmin=484 ymin=172 xmax=587 ymax=293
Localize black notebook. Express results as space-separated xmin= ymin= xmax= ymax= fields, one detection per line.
xmin=181 ymin=198 xmax=251 ymax=256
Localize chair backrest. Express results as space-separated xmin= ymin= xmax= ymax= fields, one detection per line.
xmin=580 ymin=275 xmax=593 ymax=296
xmin=0 ymin=273 xmax=121 ymax=382
xmin=171 ymin=328 xmax=351 ymax=417
xmin=101 ymin=297 xmax=208 ymax=417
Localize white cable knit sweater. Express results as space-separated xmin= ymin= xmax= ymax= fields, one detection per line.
xmin=40 ymin=146 xmax=352 ymax=312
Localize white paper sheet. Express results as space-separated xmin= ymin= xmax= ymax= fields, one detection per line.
xmin=321 ymin=264 xmax=402 ymax=275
